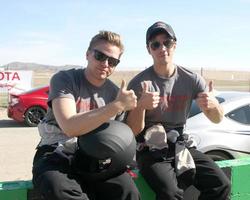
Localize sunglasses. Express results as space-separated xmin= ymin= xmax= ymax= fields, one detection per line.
xmin=150 ymin=39 xmax=175 ymax=51
xmin=93 ymin=49 xmax=120 ymax=67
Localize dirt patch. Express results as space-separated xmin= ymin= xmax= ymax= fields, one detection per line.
xmin=0 ymin=107 xmax=8 ymax=119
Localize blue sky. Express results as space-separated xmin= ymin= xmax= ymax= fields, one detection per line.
xmin=0 ymin=0 xmax=249 ymax=71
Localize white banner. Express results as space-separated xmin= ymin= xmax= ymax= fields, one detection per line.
xmin=0 ymin=70 xmax=33 ymax=94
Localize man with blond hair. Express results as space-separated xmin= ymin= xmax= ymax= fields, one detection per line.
xmin=32 ymin=31 xmax=140 ymax=200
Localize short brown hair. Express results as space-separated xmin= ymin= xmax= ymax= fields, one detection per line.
xmin=88 ymin=31 xmax=124 ymax=56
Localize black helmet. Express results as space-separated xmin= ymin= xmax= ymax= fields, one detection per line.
xmin=76 ymin=120 xmax=136 ymax=181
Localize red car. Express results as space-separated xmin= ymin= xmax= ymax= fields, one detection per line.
xmin=7 ymin=85 xmax=49 ymax=127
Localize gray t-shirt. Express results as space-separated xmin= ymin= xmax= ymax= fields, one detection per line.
xmin=127 ymin=65 xmax=206 ymax=130
xmin=38 ymin=68 xmax=120 ymax=153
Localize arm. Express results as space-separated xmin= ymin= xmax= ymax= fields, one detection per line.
xmin=126 ymin=81 xmax=160 ymax=135
xmin=53 ymin=80 xmax=137 ymax=137
xmin=126 ymin=103 xmax=146 ymax=136
xmin=196 ymin=81 xmax=224 ymax=123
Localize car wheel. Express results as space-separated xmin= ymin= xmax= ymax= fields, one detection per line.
xmin=206 ymin=151 xmax=233 ymax=161
xmin=24 ymin=106 xmax=46 ymax=127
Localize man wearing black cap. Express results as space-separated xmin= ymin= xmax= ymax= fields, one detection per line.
xmin=126 ymin=21 xmax=230 ymax=199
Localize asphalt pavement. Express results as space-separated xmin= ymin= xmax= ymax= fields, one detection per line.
xmin=0 ymin=108 xmax=40 ymax=182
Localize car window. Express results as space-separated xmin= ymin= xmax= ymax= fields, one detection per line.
xmin=188 ymin=97 xmax=225 ymax=118
xmin=189 ymin=101 xmax=201 ymax=118
xmin=226 ymin=104 xmax=250 ymax=125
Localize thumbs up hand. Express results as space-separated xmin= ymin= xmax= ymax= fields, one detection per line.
xmin=196 ymin=80 xmax=219 ymax=111
xmin=138 ymin=81 xmax=160 ymax=110
xmin=208 ymin=80 xmax=214 ymax=93
xmin=115 ymin=80 xmax=137 ymax=112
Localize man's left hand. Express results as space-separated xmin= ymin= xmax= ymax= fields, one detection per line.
xmin=196 ymin=81 xmax=219 ymax=111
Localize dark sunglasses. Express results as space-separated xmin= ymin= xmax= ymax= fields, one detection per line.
xmin=150 ymin=39 xmax=175 ymax=51
xmin=93 ymin=49 xmax=120 ymax=67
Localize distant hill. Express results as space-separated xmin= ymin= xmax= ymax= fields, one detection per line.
xmin=0 ymin=62 xmax=83 ymax=72
xmin=1 ymin=61 xmax=249 ymax=81
xmin=0 ymin=61 xmax=249 ymax=91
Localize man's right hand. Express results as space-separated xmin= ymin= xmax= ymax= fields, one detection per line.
xmin=138 ymin=81 xmax=160 ymax=110
xmin=115 ymin=80 xmax=137 ymax=112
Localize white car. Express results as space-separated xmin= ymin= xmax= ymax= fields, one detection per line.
xmin=185 ymin=91 xmax=250 ymax=161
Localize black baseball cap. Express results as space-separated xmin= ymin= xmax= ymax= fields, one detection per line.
xmin=146 ymin=21 xmax=177 ymax=45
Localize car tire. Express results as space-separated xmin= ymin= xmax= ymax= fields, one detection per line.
xmin=206 ymin=151 xmax=232 ymax=161
xmin=24 ymin=106 xmax=46 ymax=127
